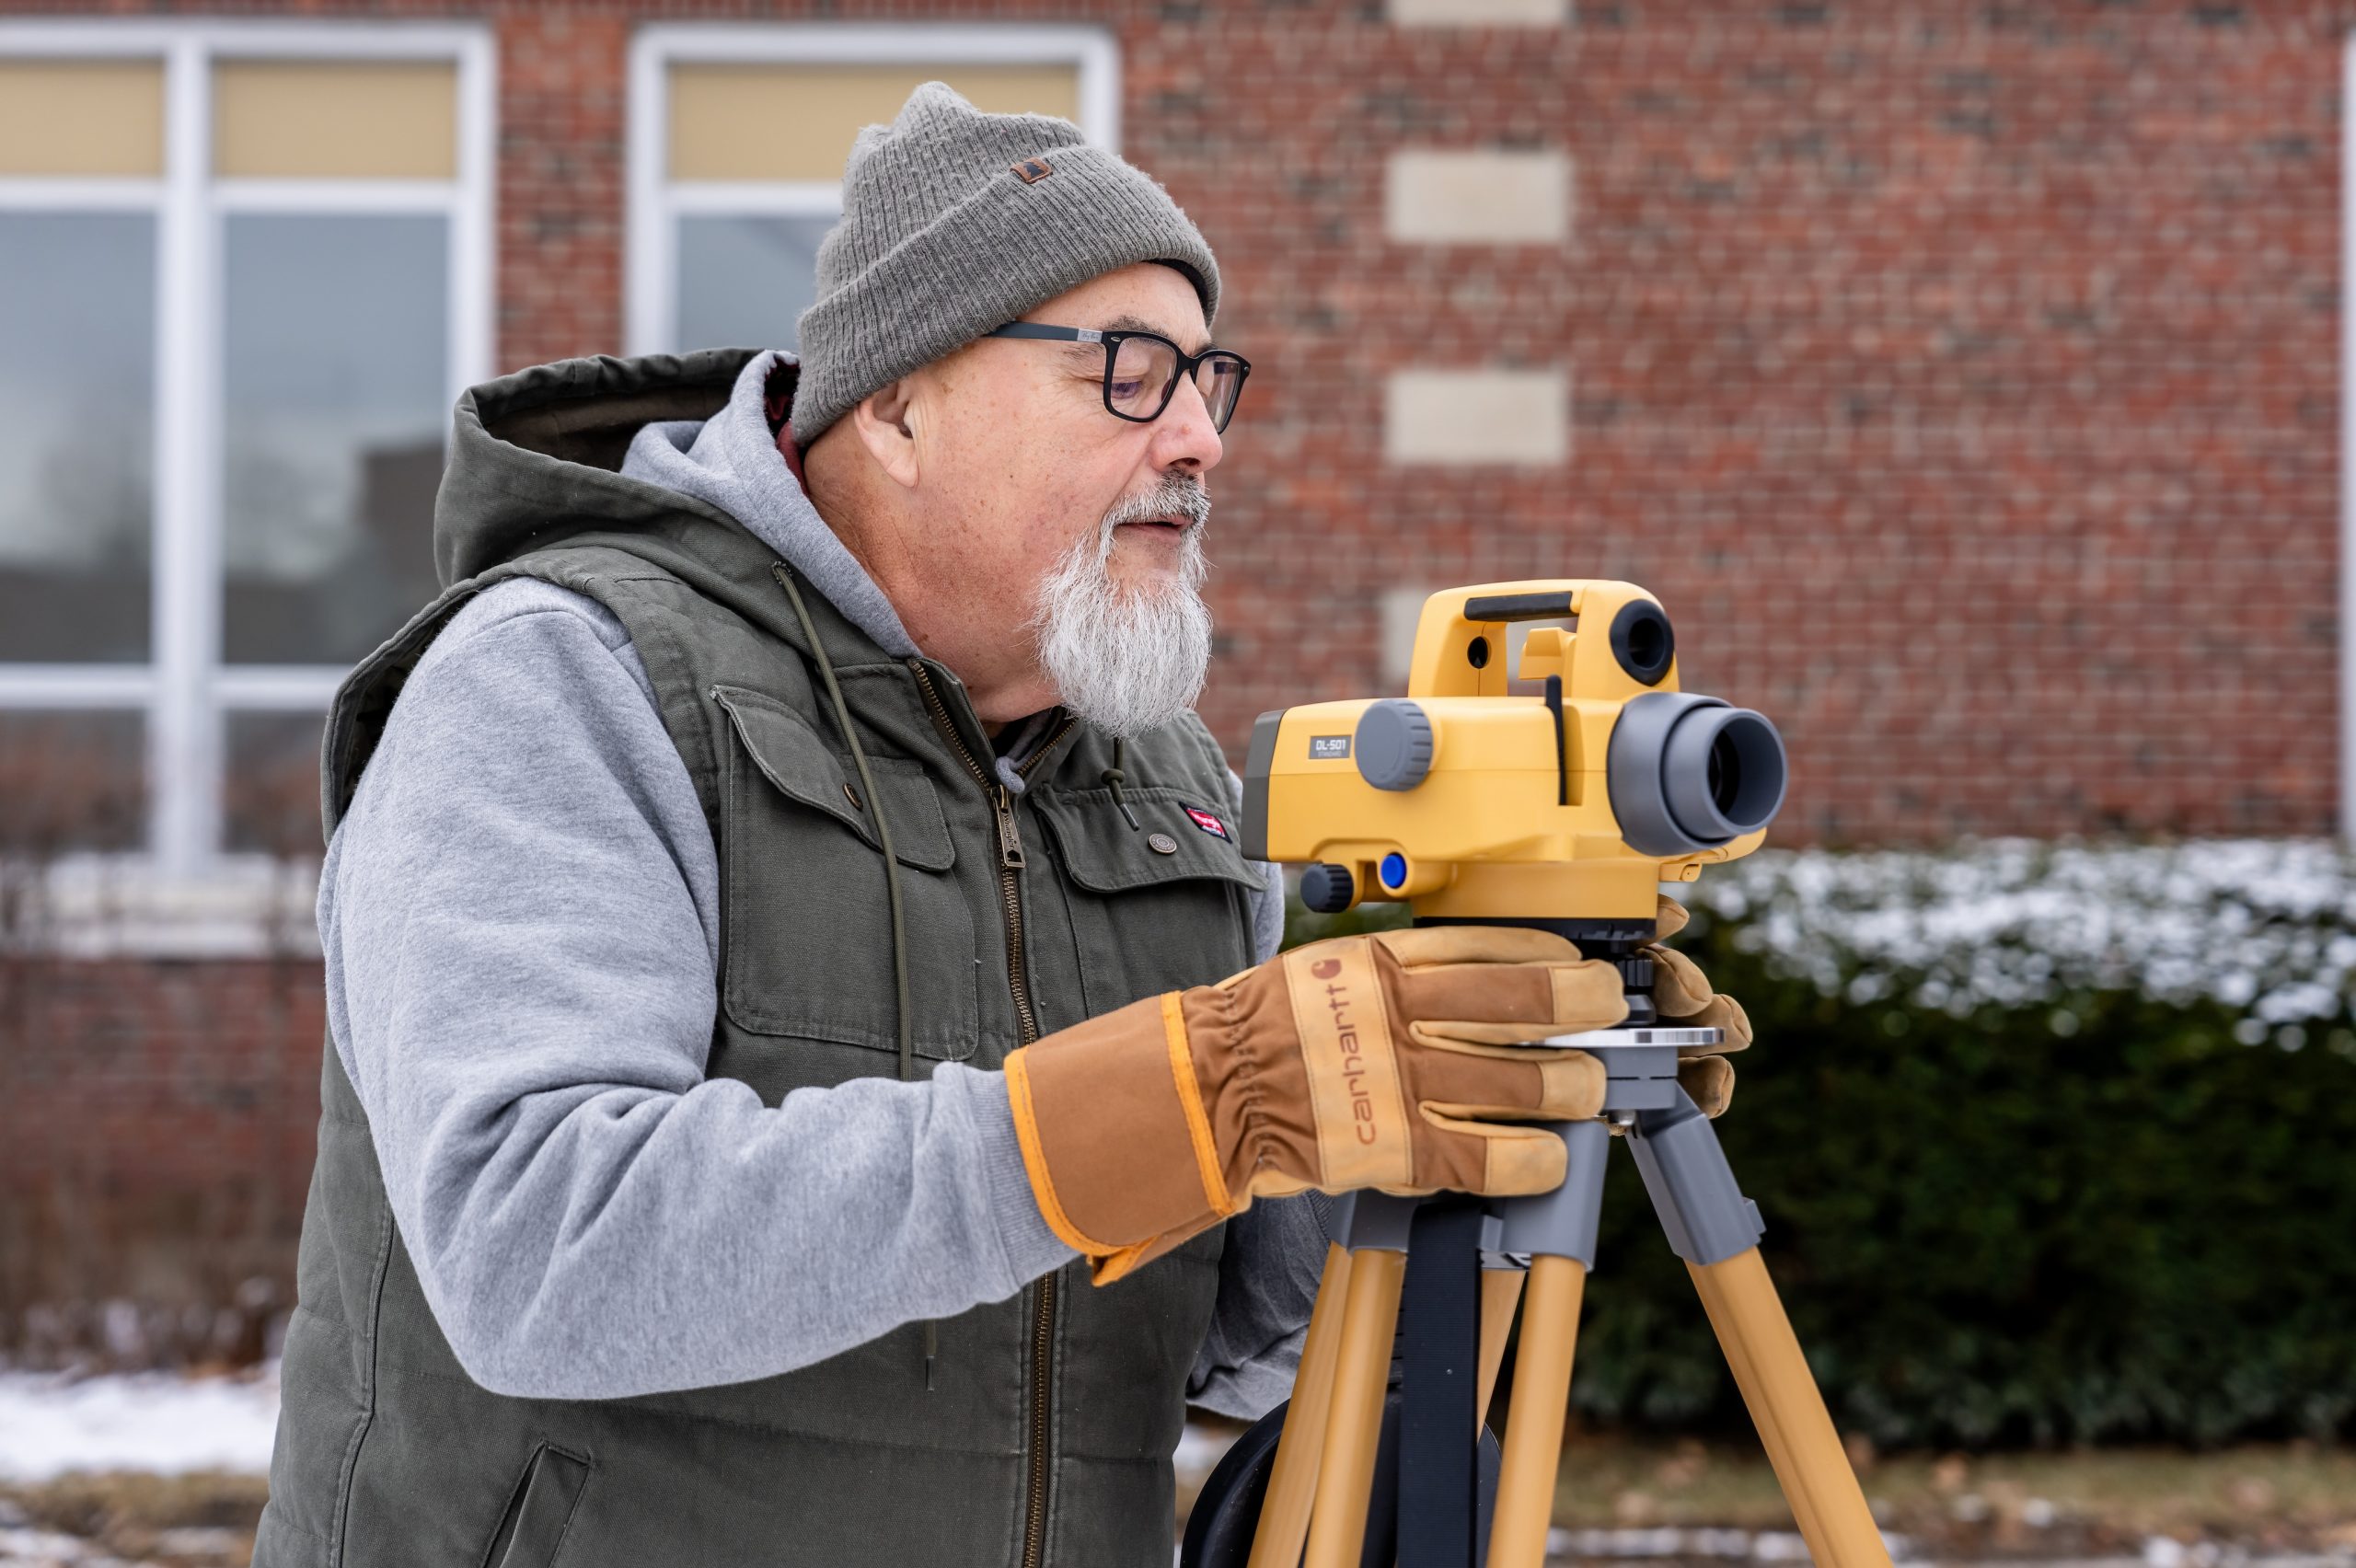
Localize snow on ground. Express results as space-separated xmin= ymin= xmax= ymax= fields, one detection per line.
xmin=0 ymin=1370 xmax=279 ymax=1482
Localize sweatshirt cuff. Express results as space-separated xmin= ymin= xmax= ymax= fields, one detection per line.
xmin=938 ymin=1062 xmax=1080 ymax=1286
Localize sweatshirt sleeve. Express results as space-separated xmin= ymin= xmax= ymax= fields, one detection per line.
xmin=319 ymin=580 xmax=1075 ymax=1401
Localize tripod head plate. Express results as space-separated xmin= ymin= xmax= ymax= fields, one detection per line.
xmin=1541 ymin=1025 xmax=1721 ymax=1050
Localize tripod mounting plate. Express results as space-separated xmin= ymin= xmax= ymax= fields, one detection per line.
xmin=1533 ymin=1029 xmax=1717 ymax=1114
xmin=1541 ymin=1025 xmax=1721 ymax=1050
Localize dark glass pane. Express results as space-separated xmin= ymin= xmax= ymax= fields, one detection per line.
xmin=676 ymin=214 xmax=831 ymax=353
xmin=0 ymin=213 xmax=156 ymax=663
xmin=225 ymin=709 xmax=324 ymax=855
xmin=221 ymin=213 xmax=447 ymax=666
xmin=0 ymin=710 xmax=144 ymax=854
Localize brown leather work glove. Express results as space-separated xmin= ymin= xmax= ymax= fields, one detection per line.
xmin=1650 ymin=894 xmax=1752 ymax=1117
xmin=1004 ymin=927 xmax=1627 ymax=1283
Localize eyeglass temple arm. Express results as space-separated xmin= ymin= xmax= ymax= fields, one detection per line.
xmin=986 ymin=323 xmax=1103 ymax=343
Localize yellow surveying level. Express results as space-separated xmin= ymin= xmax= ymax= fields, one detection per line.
xmin=1238 ymin=578 xmax=1784 ymax=922
xmin=1183 ymin=582 xmax=1889 ymax=1568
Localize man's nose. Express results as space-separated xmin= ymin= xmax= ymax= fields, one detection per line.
xmin=1149 ymin=373 xmax=1225 ymax=474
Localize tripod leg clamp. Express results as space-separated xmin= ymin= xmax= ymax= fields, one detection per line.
xmin=1333 ymin=1190 xmax=1419 ymax=1252
xmin=1627 ymin=1089 xmax=1765 ymax=1267
xmin=1495 ymin=1120 xmax=1611 ymax=1267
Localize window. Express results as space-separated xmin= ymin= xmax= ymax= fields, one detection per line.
xmin=626 ymin=25 xmax=1117 ymax=358
xmin=0 ymin=22 xmax=492 ymax=894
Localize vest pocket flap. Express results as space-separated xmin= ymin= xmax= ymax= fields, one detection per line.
xmin=713 ymin=685 xmax=955 ymax=871
xmin=1034 ymin=787 xmax=1266 ymax=894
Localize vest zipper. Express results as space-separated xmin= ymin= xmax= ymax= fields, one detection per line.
xmin=906 ymin=659 xmax=1073 ymax=1568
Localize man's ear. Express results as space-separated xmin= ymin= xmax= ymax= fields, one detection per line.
xmin=849 ymin=377 xmax=922 ymax=490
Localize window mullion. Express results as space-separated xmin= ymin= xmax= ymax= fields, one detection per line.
xmin=453 ymin=30 xmax=494 ymax=389
xmin=149 ymin=34 xmax=223 ymax=877
xmin=623 ymin=30 xmax=669 ymax=360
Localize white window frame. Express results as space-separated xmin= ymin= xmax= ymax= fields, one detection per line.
xmin=0 ymin=19 xmax=494 ymax=908
xmin=625 ymin=22 xmax=1120 ymax=359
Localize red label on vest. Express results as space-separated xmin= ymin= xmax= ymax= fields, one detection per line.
xmin=1184 ymin=806 xmax=1230 ymax=841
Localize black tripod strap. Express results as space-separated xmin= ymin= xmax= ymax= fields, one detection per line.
xmin=1395 ymin=1196 xmax=1484 ymax=1568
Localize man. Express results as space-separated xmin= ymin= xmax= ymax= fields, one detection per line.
xmin=256 ymin=84 xmax=1748 ymax=1567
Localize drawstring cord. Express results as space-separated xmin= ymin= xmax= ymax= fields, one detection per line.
xmin=770 ymin=563 xmax=938 ymax=1389
xmin=1102 ymin=736 xmax=1141 ymax=832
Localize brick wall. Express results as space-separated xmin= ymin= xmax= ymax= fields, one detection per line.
xmin=0 ymin=0 xmax=2317 ymax=840
xmin=1 ymin=0 xmax=2344 ymax=1344
xmin=0 ymin=955 xmax=321 ymax=1362
xmin=468 ymin=0 xmax=2344 ymax=842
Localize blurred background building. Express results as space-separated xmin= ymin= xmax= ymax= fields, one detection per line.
xmin=0 ymin=0 xmax=2350 ymax=1469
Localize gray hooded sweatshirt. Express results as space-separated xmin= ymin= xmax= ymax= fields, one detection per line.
xmin=318 ymin=351 xmax=1317 ymax=1415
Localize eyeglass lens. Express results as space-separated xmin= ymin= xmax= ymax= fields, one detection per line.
xmin=1107 ymin=336 xmax=1247 ymax=432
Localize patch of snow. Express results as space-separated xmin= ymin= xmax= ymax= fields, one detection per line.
xmin=1689 ymin=838 xmax=2356 ymax=1025
xmin=0 ymin=1527 xmax=104 ymax=1562
xmin=0 ymin=1370 xmax=278 ymax=1483
xmin=1542 ymin=1525 xmax=1917 ymax=1562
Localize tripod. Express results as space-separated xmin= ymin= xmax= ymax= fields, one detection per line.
xmin=1181 ymin=1027 xmax=1892 ymax=1568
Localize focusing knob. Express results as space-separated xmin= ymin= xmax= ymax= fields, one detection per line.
xmin=1355 ymin=700 xmax=1435 ymax=791
xmin=1299 ymin=863 xmax=1356 ymax=915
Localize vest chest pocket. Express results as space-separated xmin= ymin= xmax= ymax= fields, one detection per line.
xmin=712 ymin=685 xmax=979 ymax=1071
xmin=1032 ymin=785 xmax=1264 ymax=1017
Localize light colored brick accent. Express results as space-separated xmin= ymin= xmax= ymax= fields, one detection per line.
xmin=1383 ymin=368 xmax=1570 ymax=467
xmin=1385 ymin=149 xmax=1570 ymax=245
xmin=1382 ymin=588 xmax=1566 ymax=688
xmin=1391 ymin=0 xmax=1568 ymax=25
xmin=1379 ymin=586 xmax=1438 ymax=686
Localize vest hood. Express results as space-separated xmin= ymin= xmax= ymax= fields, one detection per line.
xmin=619 ymin=351 xmax=921 ymax=659
xmin=434 ymin=350 xmax=761 ymax=587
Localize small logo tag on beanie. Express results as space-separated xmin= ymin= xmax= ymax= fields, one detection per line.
xmin=1011 ymin=156 xmax=1056 ymax=184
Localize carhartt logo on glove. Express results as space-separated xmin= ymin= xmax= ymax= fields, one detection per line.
xmin=1288 ymin=943 xmax=1409 ymax=1186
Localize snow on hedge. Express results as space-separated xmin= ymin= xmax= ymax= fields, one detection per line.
xmin=1682 ymin=838 xmax=2356 ymax=1032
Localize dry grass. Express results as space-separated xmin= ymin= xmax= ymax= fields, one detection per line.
xmin=0 ymin=1470 xmax=267 ymax=1565
xmin=10 ymin=1444 xmax=2356 ymax=1564
xmin=1549 ymin=1437 xmax=2356 ymax=1558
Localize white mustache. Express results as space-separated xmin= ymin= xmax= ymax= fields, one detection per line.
xmin=1100 ymin=478 xmax=1211 ymax=540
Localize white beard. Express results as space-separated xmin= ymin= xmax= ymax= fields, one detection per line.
xmin=1032 ymin=492 xmax=1213 ymax=739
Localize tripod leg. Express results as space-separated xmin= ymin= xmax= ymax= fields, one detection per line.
xmin=1484 ymin=1254 xmax=1584 ymax=1568
xmin=1247 ymin=1242 xmax=1352 ymax=1568
xmin=1690 ymin=1250 xmax=1888 ymax=1568
xmin=1302 ymin=1244 xmax=1406 ymax=1568
xmin=1474 ymin=1268 xmax=1522 ymax=1423
xmin=1685 ymin=1259 xmax=1807 ymax=1533
xmin=1484 ymin=1118 xmax=1611 ymax=1568
xmin=1628 ymin=1092 xmax=1888 ymax=1568
xmin=1397 ymin=1197 xmax=1485 ymax=1568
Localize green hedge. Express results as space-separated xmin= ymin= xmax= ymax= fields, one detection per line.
xmin=1284 ymin=840 xmax=2356 ymax=1448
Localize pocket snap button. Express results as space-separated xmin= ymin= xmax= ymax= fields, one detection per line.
xmin=843 ymin=782 xmax=862 ymax=810
xmin=1147 ymin=832 xmax=1179 ymax=855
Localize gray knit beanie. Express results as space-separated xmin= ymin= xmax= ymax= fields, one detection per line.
xmin=789 ymin=81 xmax=1221 ymax=444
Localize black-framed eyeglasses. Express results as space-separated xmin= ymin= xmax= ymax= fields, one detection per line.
xmin=983 ymin=322 xmax=1252 ymax=433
